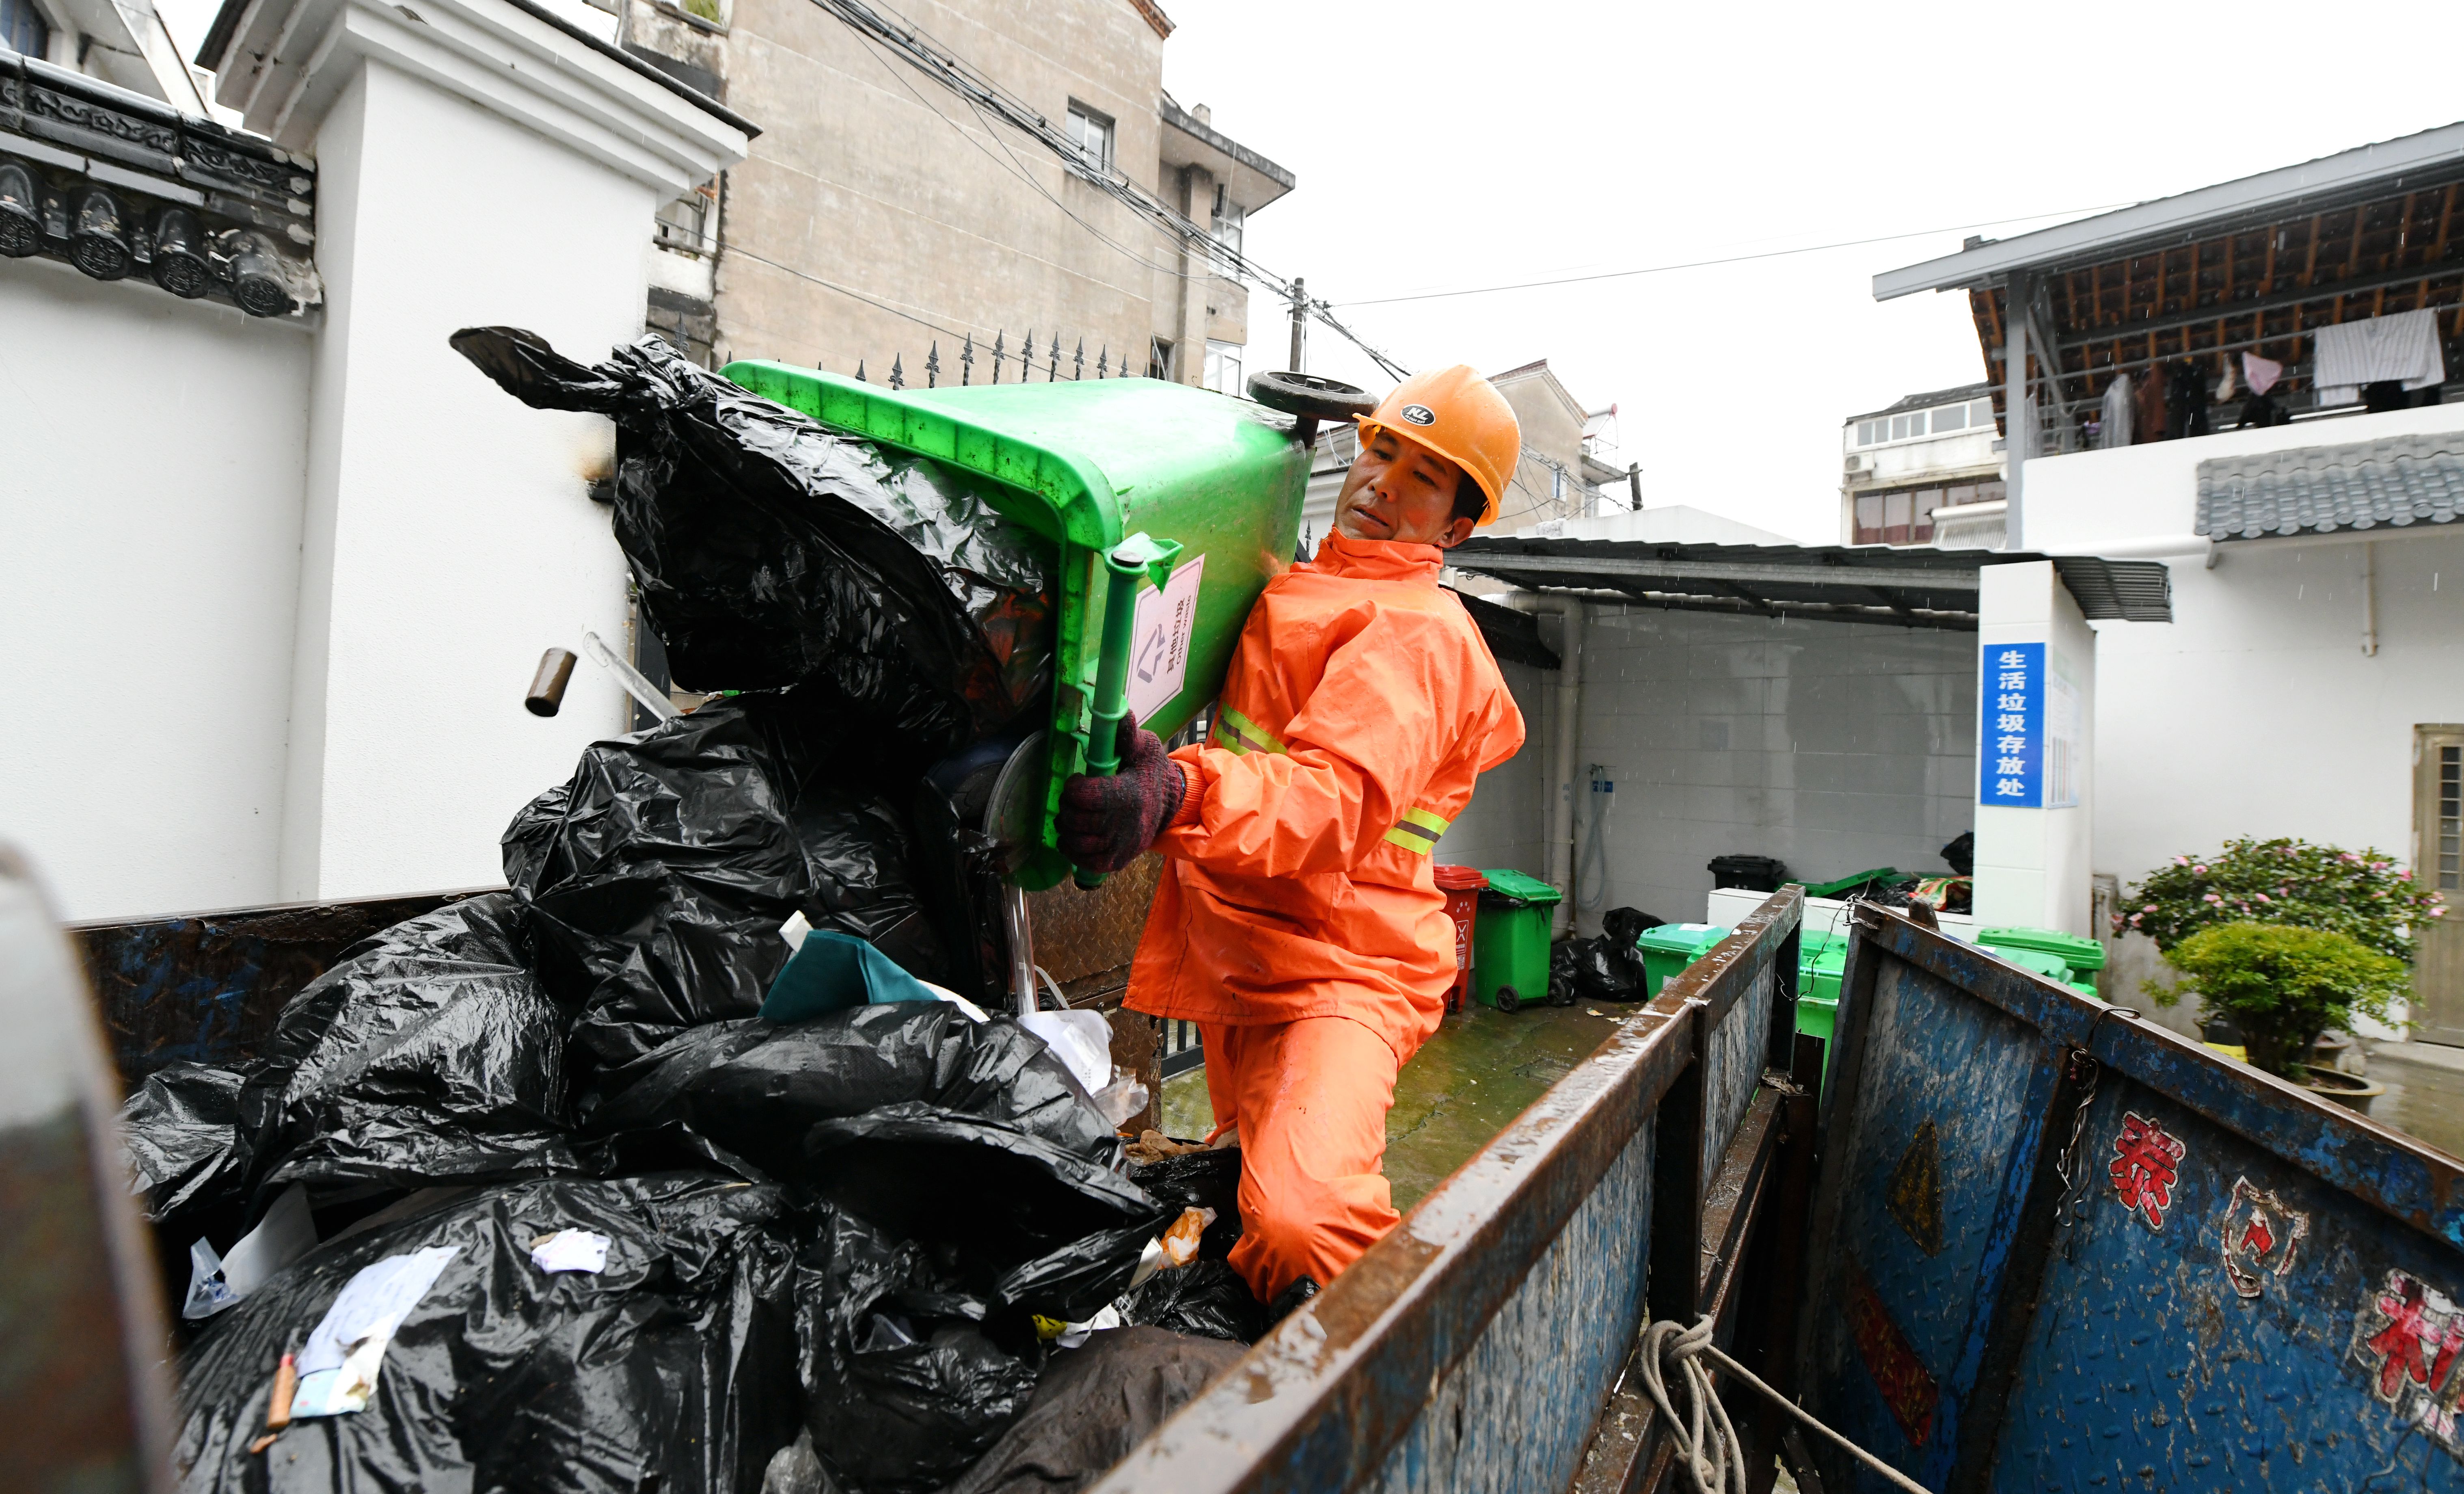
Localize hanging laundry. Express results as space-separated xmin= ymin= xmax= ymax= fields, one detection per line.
xmin=2099 ymin=372 xmax=2134 ymax=449
xmin=2215 ymin=352 xmax=2238 ymax=404
xmin=2242 ymin=351 xmax=2283 ymax=396
xmin=2134 ymin=363 xmax=2168 ymax=442
xmin=2166 ymin=361 xmax=2211 ymax=440
xmin=2313 ymin=309 xmax=2446 ymax=404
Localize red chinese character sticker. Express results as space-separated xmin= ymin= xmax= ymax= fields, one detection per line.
xmin=2108 ymin=1111 xmax=2185 ymax=1230
xmin=2352 ymin=1269 xmax=2464 ymax=1456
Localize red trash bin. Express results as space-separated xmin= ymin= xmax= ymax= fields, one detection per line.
xmin=1432 ymin=865 xmax=1490 ymax=1014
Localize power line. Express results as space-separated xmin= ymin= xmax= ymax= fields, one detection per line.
xmin=1330 ymin=204 xmax=2142 ymax=307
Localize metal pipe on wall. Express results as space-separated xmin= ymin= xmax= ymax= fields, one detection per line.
xmin=1545 ymin=599 xmax=1585 ymax=936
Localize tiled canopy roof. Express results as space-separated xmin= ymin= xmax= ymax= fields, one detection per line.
xmin=2197 ymin=433 xmax=2464 ymax=539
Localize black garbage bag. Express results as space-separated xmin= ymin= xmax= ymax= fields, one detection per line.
xmin=120 ymin=1061 xmax=246 ymax=1223
xmin=504 ymin=702 xmax=811 ymax=1068
xmin=1559 ymin=936 xmax=1648 ymax=1003
xmin=450 ymin=327 xmax=1052 ymax=761
xmin=786 ymin=781 xmax=948 ymax=984
xmin=798 ymin=1207 xmax=1041 ymax=1494
xmin=584 ymin=1005 xmax=1112 ymax=1170
xmin=229 ymin=893 xmax=585 ymax=1206
xmin=1117 ymin=1258 xmax=1265 ymax=1344
xmin=174 ymin=1172 xmax=804 ymax=1494
xmin=943 ymin=1326 xmax=1247 ymax=1494
xmin=1127 ymin=1147 xmax=1243 ymax=1260
xmin=802 ymin=1105 xmax=1162 ymax=1296
xmin=1600 ymin=906 xmax=1665 ymax=946
xmin=1940 ymin=830 xmax=1975 ymax=876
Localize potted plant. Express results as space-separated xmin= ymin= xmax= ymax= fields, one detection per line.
xmin=2157 ymin=923 xmax=2407 ymax=1100
xmin=2118 ymin=837 xmax=2445 ymax=960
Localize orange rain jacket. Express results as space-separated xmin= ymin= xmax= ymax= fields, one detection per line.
xmin=1124 ymin=532 xmax=1527 ymax=1062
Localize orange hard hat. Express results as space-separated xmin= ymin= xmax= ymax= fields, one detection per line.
xmin=1356 ymin=365 xmax=1522 ymax=527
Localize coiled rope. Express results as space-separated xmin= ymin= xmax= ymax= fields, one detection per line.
xmin=1637 ymin=1317 xmax=1930 ymax=1494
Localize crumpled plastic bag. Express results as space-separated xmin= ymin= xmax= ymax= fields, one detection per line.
xmin=942 ymin=1326 xmax=1247 ymax=1494
xmin=1116 ymin=1258 xmax=1263 ymax=1344
xmin=803 ymin=1104 xmax=1157 ymax=1277
xmin=797 ymin=1206 xmax=1040 ymax=1494
xmin=583 ymin=1004 xmax=1114 ymax=1173
xmin=224 ymin=893 xmax=584 ymax=1206
xmin=450 ymin=327 xmax=1052 ymax=760
xmin=120 ymin=1060 xmax=247 ymax=1223
xmin=173 ymin=1172 xmax=804 ymax=1494
xmin=787 ymin=782 xmax=947 ymax=982
xmin=1126 ymin=1147 xmax=1243 ymax=1262
xmin=505 ymin=702 xmax=811 ymax=1069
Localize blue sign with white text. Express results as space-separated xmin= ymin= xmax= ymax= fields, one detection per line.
xmin=1980 ymin=642 xmax=2045 ymax=808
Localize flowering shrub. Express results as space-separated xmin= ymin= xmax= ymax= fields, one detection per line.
xmin=2160 ymin=923 xmax=2407 ymax=1076
xmin=2119 ymin=837 xmax=2445 ymax=962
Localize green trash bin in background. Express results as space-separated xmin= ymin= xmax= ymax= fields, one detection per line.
xmin=721 ymin=363 xmax=1341 ymax=889
xmin=1637 ymin=922 xmax=1731 ymax=998
xmin=1978 ymin=926 xmax=2106 ymax=976
xmin=1472 ymin=869 xmax=1562 ymax=1014
xmin=1797 ymin=929 xmax=1847 ymax=1042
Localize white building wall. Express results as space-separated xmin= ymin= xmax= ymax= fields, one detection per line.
xmin=1435 ymin=660 xmax=1548 ymax=879
xmin=1446 ymin=606 xmax=1977 ymax=937
xmin=281 ymin=59 xmax=650 ymax=902
xmin=0 ymin=263 xmax=312 ymax=920
xmin=2022 ymin=408 xmax=2464 ymax=896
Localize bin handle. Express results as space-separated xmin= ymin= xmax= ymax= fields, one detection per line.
xmin=1073 ymin=532 xmax=1183 ymax=889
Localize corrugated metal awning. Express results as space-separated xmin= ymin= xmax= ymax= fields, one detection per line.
xmin=1446 ymin=539 xmax=2173 ymax=627
xmin=2197 ymin=433 xmax=2464 ymax=540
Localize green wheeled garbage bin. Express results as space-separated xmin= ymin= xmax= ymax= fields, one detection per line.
xmin=1637 ymin=922 xmax=1730 ymax=998
xmin=1977 ymin=925 xmax=2106 ymax=976
xmin=1797 ymin=928 xmax=1847 ymax=1042
xmin=721 ymin=362 xmax=1367 ymax=889
xmin=1471 ymin=869 xmax=1561 ymax=1014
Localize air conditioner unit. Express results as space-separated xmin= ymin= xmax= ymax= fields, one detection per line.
xmin=1844 ymin=455 xmax=1867 ymax=475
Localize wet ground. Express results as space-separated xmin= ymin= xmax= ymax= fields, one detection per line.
xmin=1158 ymin=999 xmax=1629 ymax=1211
xmin=2368 ymin=1041 xmax=2464 ymax=1157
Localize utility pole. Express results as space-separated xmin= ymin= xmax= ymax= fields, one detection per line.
xmin=1626 ymin=463 xmax=1641 ymax=512
xmin=1287 ymin=277 xmax=1307 ymax=373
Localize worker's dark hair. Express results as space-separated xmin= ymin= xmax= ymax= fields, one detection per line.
xmin=1451 ymin=472 xmax=1487 ymax=525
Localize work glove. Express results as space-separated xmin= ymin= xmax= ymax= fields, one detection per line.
xmin=1056 ymin=717 xmax=1186 ymax=874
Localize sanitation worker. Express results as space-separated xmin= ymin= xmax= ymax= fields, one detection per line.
xmin=1056 ymin=366 xmax=1527 ymax=1313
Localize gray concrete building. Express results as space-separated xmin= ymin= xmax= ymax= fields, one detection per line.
xmin=612 ymin=0 xmax=1293 ymax=384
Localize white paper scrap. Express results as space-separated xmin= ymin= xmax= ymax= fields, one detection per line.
xmin=528 ymin=1229 xmax=612 ymax=1275
xmin=289 ymin=1244 xmax=460 ymax=1418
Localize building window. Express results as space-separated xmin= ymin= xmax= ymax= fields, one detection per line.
xmin=1851 ymin=480 xmax=2004 ymax=545
xmin=1211 ymin=190 xmax=1244 ymax=267
xmin=1067 ymin=102 xmax=1115 ymax=173
xmin=1202 ymin=339 xmax=1242 ymax=394
xmin=1855 ymin=398 xmax=2000 ymax=448
xmin=1149 ymin=337 xmax=1174 ymax=381
xmin=655 ymin=185 xmax=712 ymax=253
xmin=2 ymin=0 xmax=50 ymax=57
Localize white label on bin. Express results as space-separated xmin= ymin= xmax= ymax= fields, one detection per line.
xmin=1127 ymin=553 xmax=1205 ymax=726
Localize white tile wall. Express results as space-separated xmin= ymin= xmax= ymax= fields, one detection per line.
xmin=1443 ymin=606 xmax=1978 ymax=936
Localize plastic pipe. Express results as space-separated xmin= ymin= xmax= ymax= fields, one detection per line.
xmin=1545 ymin=600 xmax=1584 ymax=938
xmin=581 ymin=630 xmax=678 ymax=723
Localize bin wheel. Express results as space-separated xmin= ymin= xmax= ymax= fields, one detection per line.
xmin=1494 ymin=986 xmax=1521 ymax=1014
xmin=1548 ymin=985 xmax=1576 ymax=1008
xmin=1247 ymin=370 xmax=1376 ymax=421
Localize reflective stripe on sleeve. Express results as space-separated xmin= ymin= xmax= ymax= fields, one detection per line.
xmin=1381 ymin=806 xmax=1451 ymax=854
xmin=1211 ymin=705 xmax=1288 ymax=757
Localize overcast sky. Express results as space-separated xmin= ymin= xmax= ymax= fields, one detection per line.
xmin=1157 ymin=0 xmax=2464 ymax=541
xmin=150 ymin=0 xmax=2464 ymax=541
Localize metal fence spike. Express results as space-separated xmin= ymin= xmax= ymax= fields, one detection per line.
xmin=1047 ymin=332 xmax=1059 ymax=381
xmin=1097 ymin=346 xmax=1109 ymax=378
xmin=961 ymin=333 xmax=974 ymax=386
xmin=1073 ymin=337 xmax=1085 ymax=380
xmin=856 ymin=359 xmax=867 ymax=383
xmin=1021 ymin=329 xmax=1035 ymax=382
xmin=926 ymin=342 xmax=939 ymax=388
xmin=992 ymin=331 xmax=1004 ymax=384
xmin=890 ymin=352 xmax=905 ymax=390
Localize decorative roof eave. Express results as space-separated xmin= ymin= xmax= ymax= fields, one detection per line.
xmin=0 ymin=53 xmax=322 ymax=319
xmin=2198 ymin=432 xmax=2464 ymax=541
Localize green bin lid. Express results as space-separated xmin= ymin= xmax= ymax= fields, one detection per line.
xmin=1477 ymin=868 xmax=1563 ymax=906
xmin=1637 ymin=922 xmax=1730 ymax=956
xmin=1792 ymin=867 xmax=1900 ymax=899
xmin=1989 ymin=946 xmax=2074 ymax=979
xmin=2069 ymin=979 xmax=2103 ymax=999
xmin=1978 ymin=926 xmax=2106 ymax=972
xmin=1798 ymin=928 xmax=1846 ymax=956
xmin=1805 ymin=941 xmax=1848 ymax=974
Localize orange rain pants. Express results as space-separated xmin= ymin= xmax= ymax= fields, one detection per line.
xmin=1125 ymin=532 xmax=1526 ymax=1300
